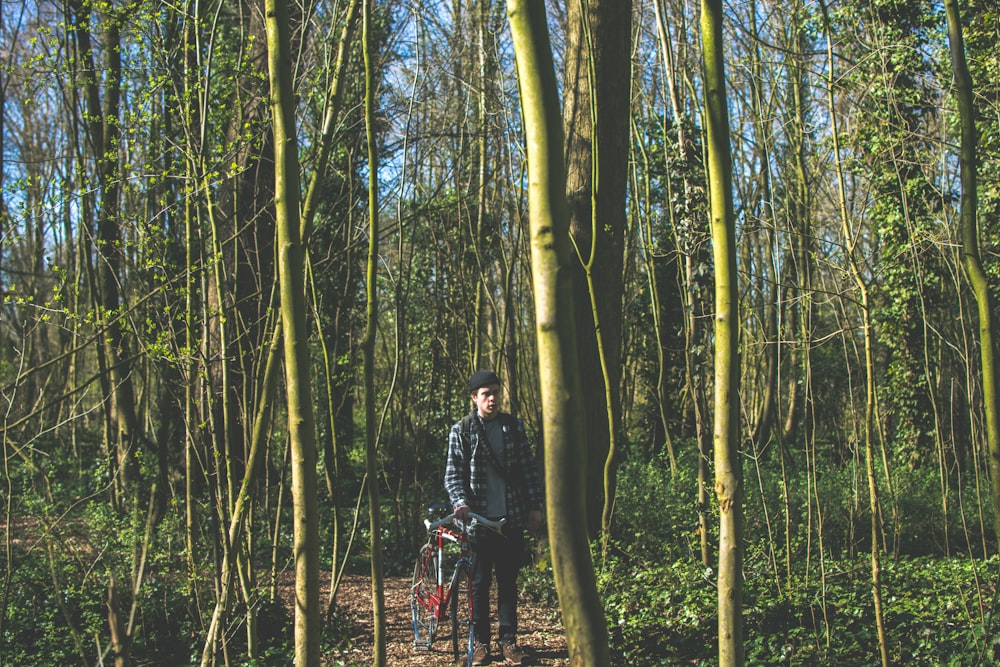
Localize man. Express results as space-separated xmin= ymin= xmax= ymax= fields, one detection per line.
xmin=445 ymin=370 xmax=545 ymax=666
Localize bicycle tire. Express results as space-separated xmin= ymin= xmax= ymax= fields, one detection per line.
xmin=450 ymin=560 xmax=473 ymax=664
xmin=411 ymin=543 xmax=440 ymax=648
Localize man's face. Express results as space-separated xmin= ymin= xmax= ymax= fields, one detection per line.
xmin=472 ymin=384 xmax=500 ymax=420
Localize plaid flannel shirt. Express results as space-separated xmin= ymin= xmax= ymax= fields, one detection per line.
xmin=444 ymin=410 xmax=544 ymax=530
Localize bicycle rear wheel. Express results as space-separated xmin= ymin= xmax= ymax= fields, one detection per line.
xmin=450 ymin=560 xmax=473 ymax=664
xmin=411 ymin=543 xmax=441 ymax=648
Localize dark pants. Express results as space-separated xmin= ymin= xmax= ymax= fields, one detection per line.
xmin=470 ymin=526 xmax=524 ymax=646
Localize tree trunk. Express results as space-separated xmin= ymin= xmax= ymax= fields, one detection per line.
xmin=69 ymin=0 xmax=141 ymax=511
xmin=199 ymin=323 xmax=281 ymax=667
xmin=263 ymin=0 xmax=321 ymax=664
xmin=645 ymin=0 xmax=682 ymax=474
xmin=946 ymin=0 xmax=1000 ymax=548
xmin=561 ymin=0 xmax=632 ymax=537
xmin=700 ymin=0 xmax=743 ymax=663
xmin=507 ymin=1 xmax=610 ymax=663
xmin=745 ymin=0 xmax=778 ymax=452
xmin=818 ymin=1 xmax=888 ymax=662
xmin=106 ymin=575 xmax=128 ymax=667
xmin=294 ymin=0 xmax=361 ymax=616
xmin=362 ymin=0 xmax=387 ymax=663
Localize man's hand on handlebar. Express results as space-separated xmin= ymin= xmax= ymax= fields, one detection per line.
xmin=442 ymin=507 xmax=506 ymax=533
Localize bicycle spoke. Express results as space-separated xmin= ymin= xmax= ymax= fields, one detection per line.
xmin=411 ymin=543 xmax=440 ymax=648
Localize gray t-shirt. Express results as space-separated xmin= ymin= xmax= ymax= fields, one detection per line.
xmin=482 ymin=417 xmax=507 ymax=518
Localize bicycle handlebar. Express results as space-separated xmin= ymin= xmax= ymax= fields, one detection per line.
xmin=424 ymin=511 xmax=506 ymax=533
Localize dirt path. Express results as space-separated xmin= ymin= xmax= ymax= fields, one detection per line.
xmin=324 ymin=574 xmax=570 ymax=666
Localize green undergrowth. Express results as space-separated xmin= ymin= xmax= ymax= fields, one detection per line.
xmin=568 ymin=444 xmax=1000 ymax=665
xmin=586 ymin=548 xmax=1000 ymax=665
xmin=5 ymin=435 xmax=999 ymax=664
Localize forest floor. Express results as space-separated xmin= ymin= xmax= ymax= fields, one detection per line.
xmin=322 ymin=573 xmax=571 ymax=666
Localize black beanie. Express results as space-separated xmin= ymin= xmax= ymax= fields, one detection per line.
xmin=468 ymin=370 xmax=501 ymax=393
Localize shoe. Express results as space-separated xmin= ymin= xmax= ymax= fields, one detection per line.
xmin=501 ymin=641 xmax=529 ymax=665
xmin=471 ymin=641 xmax=490 ymax=665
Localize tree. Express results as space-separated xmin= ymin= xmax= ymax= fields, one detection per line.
xmin=68 ymin=0 xmax=142 ymax=513
xmin=361 ymin=1 xmax=387 ymax=665
xmin=561 ymin=0 xmax=632 ymax=537
xmin=507 ymin=0 xmax=610 ymax=663
xmin=945 ymin=0 xmax=1000 ymax=547
xmin=819 ymin=1 xmax=889 ymax=661
xmin=264 ymin=0 xmax=321 ymax=663
xmin=699 ymin=0 xmax=743 ymax=662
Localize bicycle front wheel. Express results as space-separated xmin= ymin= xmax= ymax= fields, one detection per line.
xmin=450 ymin=560 xmax=473 ymax=664
xmin=411 ymin=543 xmax=440 ymax=648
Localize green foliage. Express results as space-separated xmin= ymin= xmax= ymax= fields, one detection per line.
xmin=830 ymin=0 xmax=964 ymax=467
xmin=739 ymin=554 xmax=988 ymax=665
xmin=2 ymin=542 xmax=106 ymax=666
xmin=600 ymin=555 xmax=717 ymax=665
xmin=590 ymin=445 xmax=999 ymax=664
xmin=1 ymin=512 xmax=199 ymax=666
xmin=613 ymin=449 xmax=704 ymax=562
xmin=4 ymin=0 xmax=1000 ymax=664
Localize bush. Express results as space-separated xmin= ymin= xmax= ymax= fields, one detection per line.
xmin=600 ymin=555 xmax=717 ymax=665
xmin=597 ymin=444 xmax=1000 ymax=664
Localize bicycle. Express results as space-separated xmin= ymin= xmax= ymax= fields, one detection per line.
xmin=410 ymin=502 xmax=506 ymax=665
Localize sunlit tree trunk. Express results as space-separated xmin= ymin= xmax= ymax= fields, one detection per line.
xmin=199 ymin=323 xmax=281 ymax=667
xmin=0 ymin=0 xmax=10 ymax=635
xmin=292 ymin=0 xmax=361 ymax=614
xmin=362 ymin=0 xmax=387 ymax=663
xmin=743 ymin=0 xmax=784 ymax=587
xmin=264 ymin=0 xmax=320 ymax=664
xmin=818 ymin=2 xmax=888 ymax=663
xmin=700 ymin=0 xmax=743 ymax=663
xmin=507 ymin=0 xmax=610 ymax=663
xmin=647 ymin=0 xmax=683 ymax=473
xmin=175 ymin=0 xmax=229 ymax=621
xmin=181 ymin=0 xmax=200 ymax=591
xmin=946 ymin=0 xmax=1000 ymax=548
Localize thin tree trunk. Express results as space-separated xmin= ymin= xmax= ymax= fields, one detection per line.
xmin=630 ymin=117 xmax=676 ymax=472
xmin=264 ymin=0 xmax=321 ymax=663
xmin=199 ymin=322 xmax=281 ymax=667
xmin=700 ymin=0 xmax=743 ymax=663
xmin=695 ymin=371 xmax=711 ymax=567
xmin=300 ymin=0 xmax=362 ymax=245
xmin=180 ymin=0 xmax=204 ymax=597
xmin=745 ymin=0 xmax=778 ymax=452
xmin=646 ymin=0 xmax=683 ymax=473
xmin=106 ymin=575 xmax=128 ymax=667
xmin=507 ymin=0 xmax=610 ymax=663
xmin=294 ymin=0 xmax=361 ymax=616
xmin=70 ymin=0 xmax=140 ymax=512
xmin=786 ymin=0 xmax=822 ymax=593
xmin=946 ymin=0 xmax=1000 ymax=548
xmin=818 ymin=2 xmax=888 ymax=663
xmin=361 ymin=1 xmax=387 ymax=663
